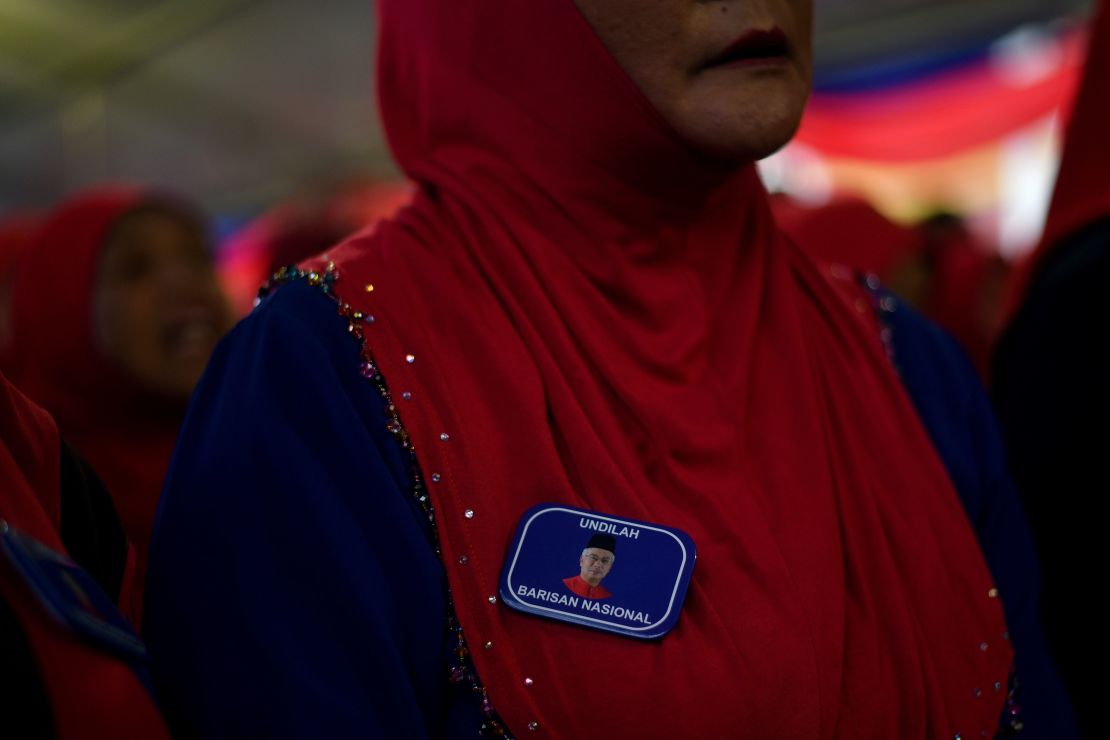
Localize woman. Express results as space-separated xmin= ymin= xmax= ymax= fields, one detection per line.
xmin=993 ymin=2 xmax=1110 ymax=735
xmin=1 ymin=372 xmax=171 ymax=739
xmin=6 ymin=186 xmax=232 ymax=615
xmin=147 ymin=1 xmax=1070 ymax=737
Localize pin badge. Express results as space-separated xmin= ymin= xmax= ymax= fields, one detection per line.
xmin=499 ymin=504 xmax=696 ymax=639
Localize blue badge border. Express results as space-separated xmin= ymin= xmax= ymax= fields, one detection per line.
xmin=502 ymin=505 xmax=692 ymax=636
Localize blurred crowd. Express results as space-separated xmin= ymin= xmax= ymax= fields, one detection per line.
xmin=1 ymin=0 xmax=1105 ymax=737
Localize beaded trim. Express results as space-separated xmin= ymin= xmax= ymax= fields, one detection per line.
xmin=259 ymin=264 xmax=513 ymax=738
xmin=856 ymin=273 xmax=1024 ymax=739
xmin=858 ymin=272 xmax=899 ymax=370
xmin=998 ymin=669 xmax=1025 ymax=736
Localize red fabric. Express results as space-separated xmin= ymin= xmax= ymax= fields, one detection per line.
xmin=794 ymin=31 xmax=1084 ymax=162
xmin=561 ymin=576 xmax=612 ymax=601
xmin=1 ymin=373 xmax=170 ymax=740
xmin=217 ymin=181 xmax=414 ymax=316
xmin=1004 ymin=1 xmax=1110 ymax=319
xmin=0 ymin=213 xmax=40 ymax=278
xmin=0 ymin=214 xmax=42 ymax=370
xmin=6 ymin=187 xmax=183 ymax=619
xmin=924 ymin=225 xmax=1006 ymax=379
xmin=773 ymin=196 xmax=925 ymax=276
xmin=311 ymin=1 xmax=1011 ymax=736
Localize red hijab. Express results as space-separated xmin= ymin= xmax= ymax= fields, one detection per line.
xmin=0 ymin=373 xmax=170 ymax=740
xmin=6 ymin=187 xmax=186 ymax=612
xmin=0 ymin=213 xmax=40 ymax=277
xmin=1005 ymin=0 xmax=1110 ymax=316
xmin=0 ymin=213 xmax=41 ymax=368
xmin=774 ymin=196 xmax=925 ymax=277
xmin=218 ymin=181 xmax=413 ymax=316
xmin=312 ymin=1 xmax=1011 ymax=736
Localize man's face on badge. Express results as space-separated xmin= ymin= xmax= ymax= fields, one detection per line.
xmin=579 ymin=547 xmax=615 ymax=586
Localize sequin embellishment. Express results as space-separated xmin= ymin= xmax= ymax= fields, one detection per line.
xmin=259 ymin=265 xmax=514 ymax=738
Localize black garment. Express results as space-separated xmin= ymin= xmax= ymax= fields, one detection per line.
xmin=0 ymin=595 xmax=55 ymax=740
xmin=58 ymin=441 xmax=128 ymax=603
xmin=992 ymin=217 xmax=1110 ymax=739
xmin=0 ymin=442 xmax=129 ymax=740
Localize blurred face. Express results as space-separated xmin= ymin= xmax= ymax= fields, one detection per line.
xmin=94 ymin=208 xmax=231 ymax=400
xmin=573 ymin=0 xmax=814 ymax=161
xmin=579 ymin=547 xmax=615 ymax=586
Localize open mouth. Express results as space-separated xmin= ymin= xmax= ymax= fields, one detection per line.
xmin=161 ymin=309 xmax=219 ymax=361
xmin=705 ymin=28 xmax=791 ymax=69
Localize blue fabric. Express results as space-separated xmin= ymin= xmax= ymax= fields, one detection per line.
xmin=145 ymin=278 xmax=1074 ymax=738
xmin=144 ymin=280 xmax=483 ymax=739
xmin=879 ymin=292 xmax=1078 ymax=740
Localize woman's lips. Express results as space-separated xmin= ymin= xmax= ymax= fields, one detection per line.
xmin=704 ymin=27 xmax=791 ymax=69
xmin=162 ymin=308 xmax=218 ymax=360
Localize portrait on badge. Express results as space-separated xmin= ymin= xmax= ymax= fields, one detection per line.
xmin=500 ymin=504 xmax=695 ymax=640
xmin=563 ymin=533 xmax=616 ymax=600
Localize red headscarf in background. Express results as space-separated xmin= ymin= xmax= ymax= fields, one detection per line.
xmin=1004 ymin=0 xmax=1110 ymax=318
xmin=218 ymin=180 xmax=413 ymax=316
xmin=5 ymin=187 xmax=185 ymax=614
xmin=0 ymin=214 xmax=40 ymax=278
xmin=0 ymin=214 xmax=41 ymax=367
xmin=773 ymin=195 xmax=925 ymax=276
xmin=307 ymin=0 xmax=1012 ymax=737
xmin=1 ymin=373 xmax=170 ymax=740
xmin=921 ymin=218 xmax=1009 ymax=378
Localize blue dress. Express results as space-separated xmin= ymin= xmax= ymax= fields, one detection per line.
xmin=144 ymin=277 xmax=1076 ymax=739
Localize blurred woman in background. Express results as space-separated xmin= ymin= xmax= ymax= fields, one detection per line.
xmin=4 ymin=186 xmax=232 ymax=617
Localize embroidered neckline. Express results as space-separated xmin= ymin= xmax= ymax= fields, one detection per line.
xmin=260 ymin=263 xmax=513 ymax=738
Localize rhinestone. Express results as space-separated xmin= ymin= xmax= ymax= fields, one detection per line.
xmin=401 ymin=391 xmax=413 ymax=400
xmin=865 ymin=274 xmax=880 ymax=290
xmin=488 ymin=595 xmax=497 ymax=604
xmin=327 ymin=261 xmax=336 ymax=272
xmin=483 ymin=641 xmax=493 ymax=650
xmin=881 ymin=296 xmax=897 ymax=312
xmin=464 ymin=509 xmax=475 ymax=519
xmin=405 ymin=354 xmax=416 ymax=364
xmin=440 ymin=432 xmax=451 ymax=441
xmin=524 ymin=678 xmax=534 ymax=687
xmin=458 ymin=555 xmax=469 ymax=565
xmin=528 ymin=722 xmax=539 ymax=731
xmin=993 ymin=682 xmax=1003 ymax=692
xmin=366 ymin=314 xmax=376 ymax=324
xmin=973 ymin=688 xmax=982 ymax=697
xmin=365 ymin=283 xmax=375 ymax=292
xmin=431 ymin=473 xmax=442 ymax=482
xmin=979 ymin=642 xmax=988 ymax=652
xmin=988 ymin=588 xmax=999 ymax=598
xmin=954 ymin=734 xmax=962 ymax=740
